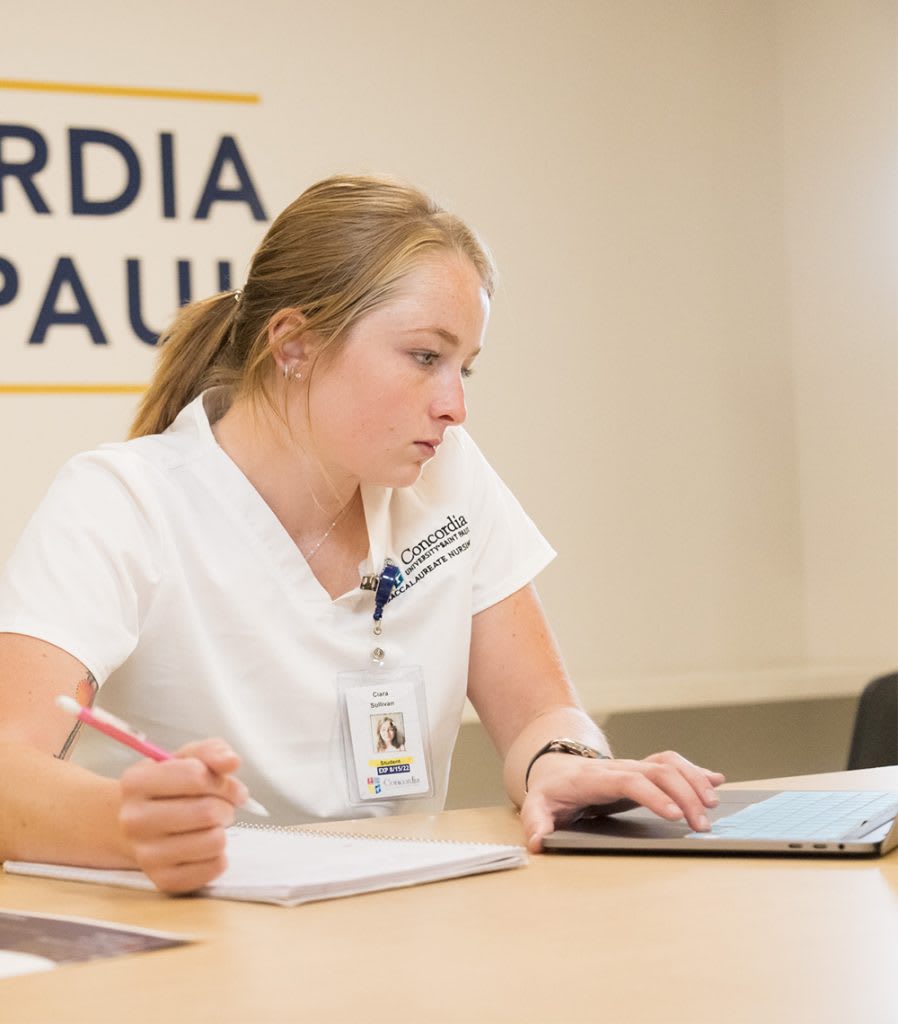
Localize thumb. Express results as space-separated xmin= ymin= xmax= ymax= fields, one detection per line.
xmin=520 ymin=793 xmax=557 ymax=854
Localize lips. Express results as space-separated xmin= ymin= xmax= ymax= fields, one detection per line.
xmin=415 ymin=439 xmax=441 ymax=457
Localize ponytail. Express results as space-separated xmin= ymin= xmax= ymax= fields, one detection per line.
xmin=129 ymin=291 xmax=239 ymax=438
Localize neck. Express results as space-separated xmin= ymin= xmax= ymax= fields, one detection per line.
xmin=211 ymin=393 xmax=360 ymax=545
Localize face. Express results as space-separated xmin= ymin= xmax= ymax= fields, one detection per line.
xmin=379 ymin=719 xmax=396 ymax=741
xmin=295 ymin=253 xmax=490 ymax=489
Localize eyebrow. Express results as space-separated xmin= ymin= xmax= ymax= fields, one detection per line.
xmin=404 ymin=327 xmax=481 ymax=355
xmin=405 ymin=327 xmax=459 ymax=345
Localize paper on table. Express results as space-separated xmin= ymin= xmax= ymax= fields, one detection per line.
xmin=0 ymin=908 xmax=191 ymax=978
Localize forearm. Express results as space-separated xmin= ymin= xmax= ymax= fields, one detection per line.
xmin=502 ymin=704 xmax=609 ymax=809
xmin=0 ymin=742 xmax=133 ymax=867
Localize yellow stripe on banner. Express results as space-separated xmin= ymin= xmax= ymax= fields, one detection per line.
xmin=0 ymin=79 xmax=260 ymax=105
xmin=0 ymin=384 xmax=147 ymax=395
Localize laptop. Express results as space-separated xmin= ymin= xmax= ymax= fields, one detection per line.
xmin=542 ymin=788 xmax=898 ymax=857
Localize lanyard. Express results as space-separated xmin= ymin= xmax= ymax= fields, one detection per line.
xmin=361 ymin=558 xmax=404 ymax=663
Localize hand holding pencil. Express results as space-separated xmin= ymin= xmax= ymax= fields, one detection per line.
xmin=57 ymin=695 xmax=268 ymax=894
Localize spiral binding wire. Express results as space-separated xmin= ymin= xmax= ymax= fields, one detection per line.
xmin=232 ymin=821 xmax=520 ymax=849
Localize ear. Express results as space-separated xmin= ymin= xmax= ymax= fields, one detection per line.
xmin=267 ymin=308 xmax=317 ymax=376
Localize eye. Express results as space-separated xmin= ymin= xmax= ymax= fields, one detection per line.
xmin=412 ymin=351 xmax=439 ymax=367
xmin=461 ymin=365 xmax=475 ymax=380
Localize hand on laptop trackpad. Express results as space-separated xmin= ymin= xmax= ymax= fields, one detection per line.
xmin=568 ymin=806 xmax=695 ymax=840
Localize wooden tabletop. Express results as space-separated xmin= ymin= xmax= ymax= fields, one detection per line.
xmin=2 ymin=767 xmax=897 ymax=1023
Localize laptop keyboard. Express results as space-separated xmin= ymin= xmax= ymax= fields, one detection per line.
xmin=686 ymin=790 xmax=898 ymax=841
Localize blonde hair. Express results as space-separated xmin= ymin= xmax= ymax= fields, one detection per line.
xmin=130 ymin=174 xmax=496 ymax=438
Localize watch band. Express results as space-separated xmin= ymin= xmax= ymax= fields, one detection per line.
xmin=524 ymin=738 xmax=611 ymax=792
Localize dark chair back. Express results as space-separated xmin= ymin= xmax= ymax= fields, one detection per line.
xmin=847 ymin=672 xmax=898 ymax=770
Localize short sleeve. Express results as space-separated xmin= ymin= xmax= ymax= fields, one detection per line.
xmin=449 ymin=430 xmax=556 ymax=614
xmin=0 ymin=450 xmax=164 ymax=683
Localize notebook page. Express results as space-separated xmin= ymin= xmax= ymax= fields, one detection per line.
xmin=4 ymin=826 xmax=527 ymax=906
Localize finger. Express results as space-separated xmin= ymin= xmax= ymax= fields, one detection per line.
xmin=586 ymin=767 xmax=706 ymax=830
xmin=121 ymin=756 xmax=248 ymax=810
xmin=176 ymin=738 xmax=242 ymax=776
xmin=678 ymin=761 xmax=727 ymax=799
xmin=636 ymin=762 xmax=716 ymax=831
xmin=120 ymin=792 xmax=237 ymax=841
xmin=134 ymin=822 xmax=228 ymax=869
xmin=645 ymin=752 xmax=726 ymax=807
xmin=134 ymin=829 xmax=230 ymax=894
xmin=145 ymin=856 xmax=229 ymax=895
xmin=603 ymin=770 xmax=691 ymax=821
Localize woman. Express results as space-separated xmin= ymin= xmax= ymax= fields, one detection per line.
xmin=0 ymin=175 xmax=723 ymax=895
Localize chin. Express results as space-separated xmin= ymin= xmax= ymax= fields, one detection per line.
xmin=378 ymin=463 xmax=426 ymax=489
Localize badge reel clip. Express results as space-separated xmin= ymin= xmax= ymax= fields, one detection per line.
xmin=361 ymin=559 xmax=404 ymax=663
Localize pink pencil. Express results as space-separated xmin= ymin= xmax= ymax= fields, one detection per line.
xmin=56 ymin=694 xmax=269 ymax=817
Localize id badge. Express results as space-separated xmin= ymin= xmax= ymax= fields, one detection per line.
xmin=338 ymin=666 xmax=434 ymax=804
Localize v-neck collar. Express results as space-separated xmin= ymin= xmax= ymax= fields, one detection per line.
xmin=175 ymin=392 xmax=393 ymax=607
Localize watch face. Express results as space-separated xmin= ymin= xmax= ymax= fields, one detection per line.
xmin=550 ymin=740 xmax=600 ymax=759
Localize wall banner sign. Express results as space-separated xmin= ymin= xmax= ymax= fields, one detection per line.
xmin=0 ymin=78 xmax=272 ymax=394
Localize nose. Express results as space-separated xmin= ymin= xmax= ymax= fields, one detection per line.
xmin=433 ymin=372 xmax=467 ymax=425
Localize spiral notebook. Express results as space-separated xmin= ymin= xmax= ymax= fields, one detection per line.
xmin=3 ymin=826 xmax=527 ymax=906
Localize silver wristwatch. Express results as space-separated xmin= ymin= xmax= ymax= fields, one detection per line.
xmin=524 ymin=738 xmax=611 ymax=791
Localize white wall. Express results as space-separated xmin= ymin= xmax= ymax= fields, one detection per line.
xmin=779 ymin=0 xmax=898 ymax=667
xmin=0 ymin=1 xmax=894 ymax=714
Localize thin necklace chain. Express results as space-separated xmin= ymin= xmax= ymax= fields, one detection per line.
xmin=303 ymin=490 xmax=359 ymax=562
